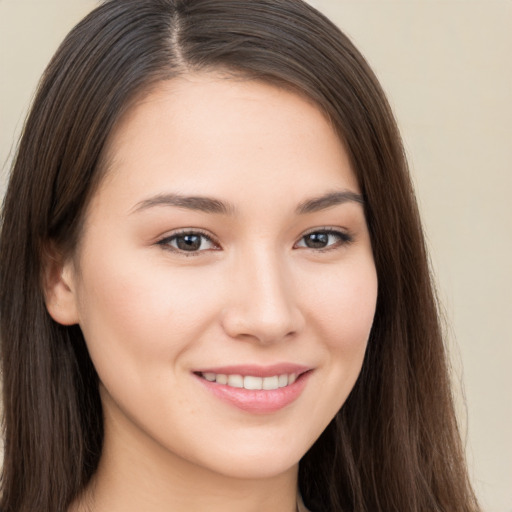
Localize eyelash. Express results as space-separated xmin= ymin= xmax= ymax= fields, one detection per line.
xmin=156 ymin=227 xmax=353 ymax=256
xmin=295 ymin=228 xmax=353 ymax=252
xmin=156 ymin=229 xmax=220 ymax=256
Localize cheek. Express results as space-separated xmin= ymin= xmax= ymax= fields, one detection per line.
xmin=304 ymin=257 xmax=377 ymax=401
xmin=285 ymin=258 xmax=377 ymax=441
xmin=74 ymin=252 xmax=223 ymax=377
xmin=306 ymin=258 xmax=378 ymax=349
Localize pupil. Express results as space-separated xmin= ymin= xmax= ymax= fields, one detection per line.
xmin=305 ymin=232 xmax=328 ymax=248
xmin=177 ymin=235 xmax=201 ymax=251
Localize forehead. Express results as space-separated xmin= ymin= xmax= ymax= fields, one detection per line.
xmin=92 ymin=72 xmax=359 ymax=215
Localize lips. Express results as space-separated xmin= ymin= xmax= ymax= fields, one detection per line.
xmin=193 ymin=364 xmax=312 ymax=413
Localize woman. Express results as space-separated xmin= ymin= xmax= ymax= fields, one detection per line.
xmin=0 ymin=0 xmax=481 ymax=511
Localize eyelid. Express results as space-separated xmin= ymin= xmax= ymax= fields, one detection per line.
xmin=155 ymin=226 xmax=352 ymax=255
xmin=156 ymin=228 xmax=221 ymax=254
xmin=294 ymin=227 xmax=353 ymax=251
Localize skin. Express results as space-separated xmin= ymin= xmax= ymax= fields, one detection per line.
xmin=46 ymin=73 xmax=378 ymax=512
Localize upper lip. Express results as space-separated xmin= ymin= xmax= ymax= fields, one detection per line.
xmin=193 ymin=363 xmax=311 ymax=377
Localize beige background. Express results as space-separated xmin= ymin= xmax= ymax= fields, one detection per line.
xmin=0 ymin=1 xmax=511 ymax=511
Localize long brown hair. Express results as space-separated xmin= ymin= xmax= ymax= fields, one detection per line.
xmin=0 ymin=1 xmax=480 ymax=511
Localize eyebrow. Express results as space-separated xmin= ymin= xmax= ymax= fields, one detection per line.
xmin=131 ymin=193 xmax=236 ymax=215
xmin=131 ymin=189 xmax=364 ymax=216
xmin=296 ymin=190 xmax=364 ymax=214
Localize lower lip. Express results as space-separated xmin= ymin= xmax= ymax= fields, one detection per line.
xmin=195 ymin=372 xmax=311 ymax=414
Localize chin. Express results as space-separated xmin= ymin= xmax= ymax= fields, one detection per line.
xmin=191 ymin=439 xmax=310 ymax=481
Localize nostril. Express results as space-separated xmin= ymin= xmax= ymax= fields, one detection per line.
xmin=220 ymin=262 xmax=305 ymax=343
xmin=220 ymin=306 xmax=303 ymax=345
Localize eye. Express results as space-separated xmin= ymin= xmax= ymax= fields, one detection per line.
xmin=157 ymin=230 xmax=219 ymax=254
xmin=295 ymin=229 xmax=352 ymax=250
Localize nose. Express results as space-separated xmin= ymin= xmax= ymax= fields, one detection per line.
xmin=220 ymin=249 xmax=304 ymax=345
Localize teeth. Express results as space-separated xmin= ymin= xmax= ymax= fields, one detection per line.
xmin=216 ymin=374 xmax=228 ymax=385
xmin=227 ymin=374 xmax=243 ymax=388
xmin=201 ymin=372 xmax=299 ymax=389
xmin=262 ymin=375 xmax=279 ymax=390
xmin=278 ymin=374 xmax=288 ymax=388
xmin=244 ymin=376 xmax=263 ymax=390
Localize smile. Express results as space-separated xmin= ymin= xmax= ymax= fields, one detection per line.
xmin=199 ymin=372 xmax=298 ymax=390
xmin=194 ymin=365 xmax=312 ymax=413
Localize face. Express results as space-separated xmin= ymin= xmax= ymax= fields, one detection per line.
xmin=53 ymin=74 xmax=378 ymax=481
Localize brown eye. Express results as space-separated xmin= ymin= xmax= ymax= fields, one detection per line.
xmin=303 ymin=232 xmax=329 ymax=249
xmin=175 ymin=234 xmax=203 ymax=251
xmin=295 ymin=230 xmax=352 ymax=250
xmin=158 ymin=231 xmax=217 ymax=253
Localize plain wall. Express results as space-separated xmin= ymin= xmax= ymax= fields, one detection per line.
xmin=1 ymin=1 xmax=511 ymax=511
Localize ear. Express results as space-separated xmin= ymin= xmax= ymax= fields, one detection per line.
xmin=42 ymin=242 xmax=80 ymax=326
